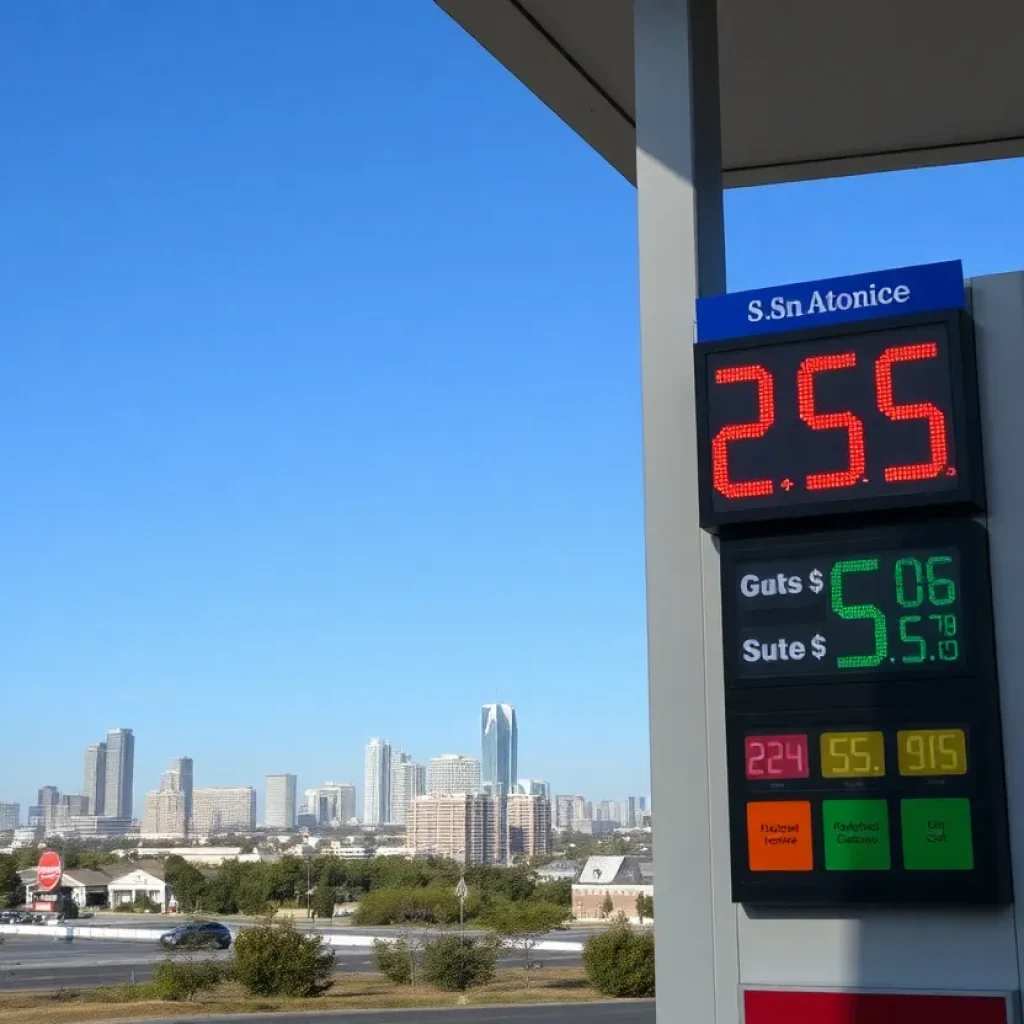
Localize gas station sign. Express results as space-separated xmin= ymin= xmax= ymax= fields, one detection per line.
xmin=696 ymin=262 xmax=1012 ymax=909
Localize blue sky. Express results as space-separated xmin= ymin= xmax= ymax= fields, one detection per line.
xmin=1 ymin=3 xmax=1022 ymax=819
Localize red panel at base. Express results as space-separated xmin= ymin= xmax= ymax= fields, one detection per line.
xmin=744 ymin=989 xmax=1009 ymax=1024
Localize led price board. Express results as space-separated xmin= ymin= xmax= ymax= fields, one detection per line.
xmin=720 ymin=522 xmax=989 ymax=685
xmin=694 ymin=311 xmax=984 ymax=527
xmin=721 ymin=522 xmax=1011 ymax=907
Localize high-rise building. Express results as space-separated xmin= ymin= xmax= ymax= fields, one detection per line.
xmin=554 ymin=794 xmax=584 ymax=829
xmin=265 ymin=774 xmax=298 ymax=829
xmin=165 ymin=757 xmax=194 ymax=832
xmin=627 ymin=796 xmax=637 ymax=828
xmin=639 ymin=796 xmax=647 ymax=812
xmin=38 ymin=786 xmax=59 ymax=808
xmin=142 ymin=789 xmax=186 ymax=835
xmin=103 ymin=728 xmax=135 ymax=819
xmin=0 ymin=803 xmax=19 ymax=831
xmin=427 ymin=754 xmax=481 ymax=795
xmin=305 ymin=782 xmax=356 ymax=825
xmin=507 ymin=794 xmax=552 ymax=858
xmin=481 ymin=703 xmax=517 ymax=795
xmin=515 ymin=779 xmax=550 ymax=798
xmin=406 ymin=793 xmax=507 ymax=864
xmin=191 ymin=787 xmax=256 ymax=835
xmin=363 ymin=739 xmax=391 ymax=825
xmin=83 ymin=743 xmax=107 ymax=817
xmin=61 ymin=794 xmax=90 ymax=816
xmin=390 ymin=754 xmax=426 ymax=826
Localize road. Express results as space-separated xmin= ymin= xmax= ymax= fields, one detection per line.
xmin=125 ymin=1003 xmax=653 ymax=1023
xmin=0 ymin=936 xmax=582 ymax=991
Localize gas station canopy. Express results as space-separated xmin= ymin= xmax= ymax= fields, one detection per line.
xmin=436 ymin=0 xmax=1024 ymax=186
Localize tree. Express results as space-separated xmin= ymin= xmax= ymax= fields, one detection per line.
xmin=421 ymin=934 xmax=500 ymax=991
xmin=310 ymin=882 xmax=337 ymax=921
xmin=0 ymin=855 xmax=23 ymax=909
xmin=231 ymin=915 xmax=335 ymax=997
xmin=165 ymin=857 xmax=207 ymax=914
xmin=372 ymin=937 xmax=413 ymax=984
xmin=635 ymin=892 xmax=654 ymax=923
xmin=485 ymin=899 xmax=566 ymax=986
xmin=583 ymin=920 xmax=655 ymax=998
xmin=600 ymin=892 xmax=614 ymax=918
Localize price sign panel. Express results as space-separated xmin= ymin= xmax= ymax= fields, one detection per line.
xmin=694 ymin=311 xmax=984 ymax=528
xmin=720 ymin=521 xmax=987 ymax=686
xmin=720 ymin=521 xmax=1011 ymax=907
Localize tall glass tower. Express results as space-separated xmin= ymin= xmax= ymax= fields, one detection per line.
xmin=481 ymin=703 xmax=517 ymax=795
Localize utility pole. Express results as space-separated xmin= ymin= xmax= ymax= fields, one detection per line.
xmin=455 ymin=875 xmax=468 ymax=937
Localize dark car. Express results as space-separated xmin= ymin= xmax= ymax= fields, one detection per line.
xmin=159 ymin=921 xmax=232 ymax=950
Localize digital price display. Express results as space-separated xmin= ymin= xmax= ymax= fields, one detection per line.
xmin=694 ymin=311 xmax=984 ymax=527
xmin=720 ymin=522 xmax=987 ymax=685
xmin=721 ymin=521 xmax=1011 ymax=907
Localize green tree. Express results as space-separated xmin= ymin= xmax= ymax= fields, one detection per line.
xmin=354 ymin=886 xmax=458 ymax=926
xmin=164 ymin=857 xmax=207 ymax=914
xmin=372 ymin=937 xmax=413 ymax=985
xmin=485 ymin=899 xmax=566 ymax=986
xmin=310 ymin=882 xmax=337 ymax=921
xmin=583 ymin=921 xmax=655 ymax=998
xmin=635 ymin=892 xmax=654 ymax=923
xmin=533 ymin=877 xmax=572 ymax=908
xmin=0 ymin=855 xmax=23 ymax=909
xmin=421 ymin=934 xmax=500 ymax=992
xmin=231 ymin=916 xmax=335 ymax=997
xmin=600 ymin=892 xmax=614 ymax=918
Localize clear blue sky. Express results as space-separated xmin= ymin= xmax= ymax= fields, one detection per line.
xmin=2 ymin=3 xmax=1022 ymax=819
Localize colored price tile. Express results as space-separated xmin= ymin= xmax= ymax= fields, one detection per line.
xmin=819 ymin=731 xmax=885 ymax=778
xmin=744 ymin=734 xmax=809 ymax=780
xmin=901 ymin=798 xmax=974 ymax=870
xmin=822 ymin=799 xmax=891 ymax=871
xmin=897 ymin=729 xmax=967 ymax=776
xmin=746 ymin=801 xmax=813 ymax=872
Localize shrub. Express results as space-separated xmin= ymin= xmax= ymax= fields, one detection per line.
xmin=635 ymin=892 xmax=654 ymax=922
xmin=354 ymin=886 xmax=459 ymax=926
xmin=421 ymin=934 xmax=500 ymax=991
xmin=153 ymin=959 xmax=223 ymax=1001
xmin=372 ymin=937 xmax=413 ymax=984
xmin=310 ymin=882 xmax=337 ymax=920
xmin=231 ymin=916 xmax=335 ymax=997
xmin=583 ymin=921 xmax=655 ymax=998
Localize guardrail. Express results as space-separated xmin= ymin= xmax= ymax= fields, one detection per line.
xmin=0 ymin=923 xmax=584 ymax=953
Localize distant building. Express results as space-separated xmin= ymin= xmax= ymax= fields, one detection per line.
xmin=406 ymin=793 xmax=507 ymax=865
xmin=265 ymin=774 xmax=298 ymax=829
xmin=507 ymin=794 xmax=552 ymax=858
xmin=363 ymin=739 xmax=391 ymax=825
xmin=38 ymin=786 xmax=59 ymax=808
xmin=27 ymin=806 xmax=43 ymax=828
xmin=306 ymin=783 xmax=356 ymax=826
xmin=104 ymin=729 xmax=135 ymax=820
xmin=627 ymin=796 xmax=637 ymax=828
xmin=62 ymin=794 xmax=90 ymax=815
xmin=427 ymin=754 xmax=481 ymax=795
xmin=554 ymin=795 xmax=585 ymax=829
xmin=515 ymin=779 xmax=550 ymax=798
xmin=0 ymin=802 xmax=19 ymax=831
xmin=570 ymin=819 xmax=618 ymax=836
xmin=536 ymin=859 xmax=581 ymax=882
xmin=165 ymin=758 xmax=194 ymax=832
xmin=481 ymin=703 xmax=517 ymax=795
xmin=83 ymin=743 xmax=107 ymax=817
xmin=571 ymin=855 xmax=653 ymax=922
xmin=192 ymin=787 xmax=256 ymax=835
xmin=389 ymin=754 xmax=426 ymax=826
xmin=66 ymin=816 xmax=134 ymax=838
xmin=142 ymin=790 xmax=186 ymax=836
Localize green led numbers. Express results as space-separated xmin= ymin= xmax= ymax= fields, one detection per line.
xmin=899 ymin=615 xmax=926 ymax=663
xmin=831 ymin=559 xmax=888 ymax=668
xmin=926 ymin=555 xmax=956 ymax=605
xmin=895 ymin=558 xmax=924 ymax=608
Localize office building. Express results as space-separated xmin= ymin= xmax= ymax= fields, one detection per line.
xmin=390 ymin=753 xmax=426 ymax=825
xmin=507 ymin=794 xmax=552 ymax=858
xmin=406 ymin=793 xmax=507 ymax=865
xmin=83 ymin=743 xmax=107 ymax=817
xmin=38 ymin=786 xmax=59 ymax=809
xmin=67 ymin=816 xmax=133 ymax=838
xmin=27 ymin=806 xmax=43 ymax=827
xmin=142 ymin=789 xmax=187 ymax=836
xmin=627 ymin=796 xmax=637 ymax=828
xmin=61 ymin=794 xmax=90 ymax=816
xmin=639 ymin=797 xmax=647 ymax=812
xmin=554 ymin=794 xmax=585 ymax=829
xmin=265 ymin=774 xmax=298 ymax=829
xmin=0 ymin=803 xmax=19 ymax=831
xmin=363 ymin=738 xmax=391 ymax=825
xmin=481 ymin=703 xmax=517 ymax=794
xmin=305 ymin=783 xmax=356 ymax=826
xmin=191 ymin=787 xmax=256 ymax=835
xmin=427 ymin=754 xmax=481 ymax=795
xmin=515 ymin=779 xmax=550 ymax=798
xmin=104 ymin=728 xmax=135 ymax=820
xmin=164 ymin=757 xmax=194 ymax=831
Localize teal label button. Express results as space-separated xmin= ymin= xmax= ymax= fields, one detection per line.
xmin=822 ymin=799 xmax=891 ymax=871
xmin=901 ymin=797 xmax=974 ymax=870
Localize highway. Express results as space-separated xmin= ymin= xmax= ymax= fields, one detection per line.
xmin=124 ymin=1004 xmax=653 ymax=1023
xmin=0 ymin=935 xmax=583 ymax=991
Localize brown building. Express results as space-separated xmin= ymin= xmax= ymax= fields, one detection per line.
xmin=507 ymin=793 xmax=553 ymax=858
xmin=571 ymin=855 xmax=654 ymax=922
xmin=406 ymin=793 xmax=508 ymax=864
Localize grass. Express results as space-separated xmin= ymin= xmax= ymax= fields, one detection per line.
xmin=0 ymin=968 xmax=608 ymax=1022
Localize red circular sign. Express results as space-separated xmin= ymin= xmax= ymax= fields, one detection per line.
xmin=36 ymin=851 xmax=62 ymax=892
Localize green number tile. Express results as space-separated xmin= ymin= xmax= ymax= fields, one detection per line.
xmin=821 ymin=799 xmax=891 ymax=871
xmin=901 ymin=798 xmax=974 ymax=870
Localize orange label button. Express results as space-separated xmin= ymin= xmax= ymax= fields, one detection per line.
xmin=746 ymin=800 xmax=814 ymax=871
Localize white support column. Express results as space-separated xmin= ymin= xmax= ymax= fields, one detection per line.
xmin=633 ymin=1 xmax=734 ymax=1022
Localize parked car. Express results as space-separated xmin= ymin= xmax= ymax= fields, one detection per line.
xmin=159 ymin=921 xmax=232 ymax=950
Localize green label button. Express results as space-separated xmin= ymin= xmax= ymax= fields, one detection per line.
xmin=901 ymin=798 xmax=974 ymax=870
xmin=822 ymin=799 xmax=891 ymax=871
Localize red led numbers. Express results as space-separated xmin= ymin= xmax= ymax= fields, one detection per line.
xmin=711 ymin=365 xmax=775 ymax=499
xmin=797 ymin=353 xmax=866 ymax=490
xmin=876 ymin=343 xmax=949 ymax=481
xmin=745 ymin=734 xmax=810 ymax=780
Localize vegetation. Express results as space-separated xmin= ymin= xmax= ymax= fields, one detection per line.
xmin=309 ymin=881 xmax=338 ymax=920
xmin=635 ymin=892 xmax=654 ymax=922
xmin=420 ymin=934 xmax=501 ymax=991
xmin=230 ymin=915 xmax=335 ymax=997
xmin=484 ymin=899 xmax=567 ymax=985
xmin=583 ymin=921 xmax=656 ymax=998
xmin=600 ymin=892 xmax=614 ymax=918
xmin=0 ymin=857 xmax=23 ymax=909
xmin=153 ymin=959 xmax=223 ymax=1001
xmin=353 ymin=885 xmax=458 ymax=926
xmin=372 ymin=937 xmax=414 ymax=984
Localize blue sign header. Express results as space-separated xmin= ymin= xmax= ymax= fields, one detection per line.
xmin=696 ymin=260 xmax=964 ymax=343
